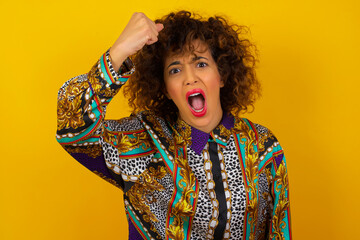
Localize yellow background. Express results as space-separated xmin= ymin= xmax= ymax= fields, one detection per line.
xmin=1 ymin=0 xmax=359 ymax=239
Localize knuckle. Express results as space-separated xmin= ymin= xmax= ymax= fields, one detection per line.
xmin=142 ymin=27 xmax=150 ymax=35
xmin=139 ymin=17 xmax=147 ymax=25
xmin=137 ymin=12 xmax=145 ymax=18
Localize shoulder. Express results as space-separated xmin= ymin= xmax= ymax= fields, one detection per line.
xmin=238 ymin=118 xmax=284 ymax=158
xmin=135 ymin=110 xmax=174 ymax=141
xmin=240 ymin=118 xmax=279 ymax=146
xmin=245 ymin=119 xmax=287 ymax=172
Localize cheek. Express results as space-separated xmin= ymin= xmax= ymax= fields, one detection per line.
xmin=165 ymin=83 xmax=180 ymax=101
xmin=168 ymin=88 xmax=181 ymax=102
xmin=206 ymin=69 xmax=222 ymax=88
xmin=209 ymin=77 xmax=223 ymax=92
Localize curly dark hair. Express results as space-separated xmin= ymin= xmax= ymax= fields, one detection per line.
xmin=123 ymin=11 xmax=260 ymax=122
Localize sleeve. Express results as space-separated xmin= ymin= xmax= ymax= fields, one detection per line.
xmin=269 ymin=139 xmax=292 ymax=240
xmin=56 ymin=49 xmax=134 ymax=190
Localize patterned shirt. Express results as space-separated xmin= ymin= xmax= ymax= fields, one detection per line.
xmin=56 ymin=50 xmax=292 ymax=240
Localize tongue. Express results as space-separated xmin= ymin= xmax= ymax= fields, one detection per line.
xmin=190 ymin=95 xmax=204 ymax=110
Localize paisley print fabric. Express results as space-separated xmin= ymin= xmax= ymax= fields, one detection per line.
xmin=56 ymin=50 xmax=292 ymax=240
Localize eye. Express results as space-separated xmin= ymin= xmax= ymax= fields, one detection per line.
xmin=169 ymin=68 xmax=180 ymax=75
xmin=197 ymin=62 xmax=208 ymax=68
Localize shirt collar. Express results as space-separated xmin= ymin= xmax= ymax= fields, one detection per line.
xmin=174 ymin=112 xmax=235 ymax=155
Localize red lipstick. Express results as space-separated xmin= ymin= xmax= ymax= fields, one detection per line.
xmin=186 ymin=89 xmax=207 ymax=117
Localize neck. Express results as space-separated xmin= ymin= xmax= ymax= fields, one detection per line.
xmin=183 ymin=109 xmax=224 ymax=134
xmin=203 ymin=112 xmax=223 ymax=133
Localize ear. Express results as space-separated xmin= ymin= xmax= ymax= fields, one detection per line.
xmin=220 ymin=78 xmax=225 ymax=88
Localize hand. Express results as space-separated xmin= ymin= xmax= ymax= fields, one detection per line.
xmin=110 ymin=12 xmax=164 ymax=71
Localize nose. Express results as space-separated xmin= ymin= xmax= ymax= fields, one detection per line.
xmin=184 ymin=67 xmax=198 ymax=86
xmin=185 ymin=80 xmax=198 ymax=86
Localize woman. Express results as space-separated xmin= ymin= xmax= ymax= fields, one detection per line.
xmin=56 ymin=11 xmax=291 ymax=240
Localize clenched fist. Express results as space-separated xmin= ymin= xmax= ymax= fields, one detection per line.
xmin=110 ymin=12 xmax=164 ymax=71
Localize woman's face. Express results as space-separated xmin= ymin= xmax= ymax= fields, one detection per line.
xmin=163 ymin=40 xmax=224 ymax=133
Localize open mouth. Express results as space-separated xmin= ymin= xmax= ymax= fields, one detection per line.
xmin=186 ymin=89 xmax=207 ymax=117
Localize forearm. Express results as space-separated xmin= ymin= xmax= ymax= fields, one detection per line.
xmin=56 ymin=50 xmax=133 ymax=145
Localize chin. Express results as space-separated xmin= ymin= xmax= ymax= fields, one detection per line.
xmin=189 ymin=112 xmax=216 ymax=130
xmin=180 ymin=105 xmax=222 ymax=133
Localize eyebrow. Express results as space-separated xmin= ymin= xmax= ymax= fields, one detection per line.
xmin=166 ymin=56 xmax=208 ymax=69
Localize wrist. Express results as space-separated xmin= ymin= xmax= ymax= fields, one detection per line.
xmin=109 ymin=44 xmax=129 ymax=71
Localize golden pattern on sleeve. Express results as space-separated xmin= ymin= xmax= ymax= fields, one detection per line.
xmin=57 ymin=97 xmax=85 ymax=130
xmin=271 ymin=161 xmax=290 ymax=240
xmin=257 ymin=129 xmax=275 ymax=153
xmin=103 ymin=129 xmax=153 ymax=153
xmin=57 ymin=77 xmax=90 ymax=131
xmin=87 ymin=62 xmax=104 ymax=94
xmin=256 ymin=168 xmax=273 ymax=239
xmin=145 ymin=113 xmax=171 ymax=140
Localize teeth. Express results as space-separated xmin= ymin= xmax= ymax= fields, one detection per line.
xmin=189 ymin=93 xmax=201 ymax=97
xmin=193 ymin=108 xmax=204 ymax=112
xmin=188 ymin=92 xmax=205 ymax=113
xmin=191 ymin=106 xmax=204 ymax=112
